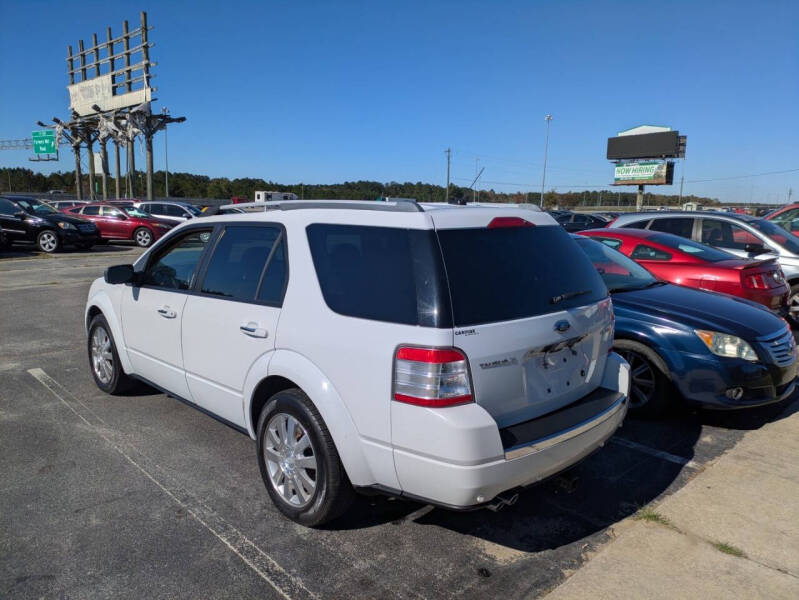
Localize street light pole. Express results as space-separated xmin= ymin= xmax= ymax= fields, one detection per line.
xmin=539 ymin=114 xmax=552 ymax=207
xmin=162 ymin=106 xmax=169 ymax=197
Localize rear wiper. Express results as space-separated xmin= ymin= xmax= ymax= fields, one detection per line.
xmin=551 ymin=289 xmax=591 ymax=304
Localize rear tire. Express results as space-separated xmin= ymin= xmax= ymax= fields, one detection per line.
xmin=37 ymin=230 xmax=60 ymax=253
xmin=788 ymin=283 xmax=799 ymax=322
xmin=256 ymin=388 xmax=354 ymax=526
xmin=88 ymin=314 xmax=135 ymax=394
xmin=614 ymin=339 xmax=670 ymax=417
xmin=134 ymin=227 xmax=153 ymax=247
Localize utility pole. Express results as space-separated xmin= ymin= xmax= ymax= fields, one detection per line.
xmin=473 ymin=156 xmax=478 ymax=203
xmin=162 ymin=106 xmax=169 ymax=197
xmin=540 ymin=114 xmax=552 ymax=207
xmin=445 ymin=148 xmax=451 ymax=203
xmin=679 ymin=175 xmax=684 ymax=203
xmin=788 ymin=188 xmax=793 ymax=204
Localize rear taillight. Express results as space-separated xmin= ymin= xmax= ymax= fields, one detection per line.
xmin=393 ymin=346 xmax=473 ymax=407
xmin=743 ymin=270 xmax=782 ymax=289
xmin=487 ymin=217 xmax=534 ymax=228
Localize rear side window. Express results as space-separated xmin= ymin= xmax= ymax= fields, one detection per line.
xmin=592 ymin=237 xmax=623 ymax=250
xmin=648 ymin=217 xmax=694 ymax=238
xmin=0 ymin=199 xmax=18 ymax=215
xmin=200 ymin=225 xmax=283 ymax=303
xmin=306 ymin=224 xmax=451 ymax=327
xmin=437 ymin=225 xmax=607 ymax=327
xmin=631 ymin=244 xmax=672 ymax=260
xmin=83 ymin=206 xmax=101 ymax=215
xmin=625 ymin=219 xmax=650 ymax=229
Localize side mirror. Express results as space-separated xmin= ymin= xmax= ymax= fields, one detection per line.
xmin=744 ymin=243 xmax=769 ymax=255
xmin=105 ymin=264 xmax=136 ymax=285
xmin=14 ymin=210 xmax=27 ymax=218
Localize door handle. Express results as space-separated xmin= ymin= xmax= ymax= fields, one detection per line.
xmin=240 ymin=322 xmax=268 ymax=338
xmin=157 ymin=306 xmax=177 ymax=319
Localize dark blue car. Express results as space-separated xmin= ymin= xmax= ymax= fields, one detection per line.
xmin=574 ymin=236 xmax=798 ymax=415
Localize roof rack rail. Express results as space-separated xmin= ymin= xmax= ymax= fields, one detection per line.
xmin=219 ymin=199 xmax=424 ymax=213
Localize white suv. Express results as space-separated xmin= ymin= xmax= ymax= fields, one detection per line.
xmin=85 ymin=200 xmax=630 ymax=526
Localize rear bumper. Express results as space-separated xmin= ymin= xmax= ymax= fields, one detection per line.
xmin=390 ymin=353 xmax=630 ymax=508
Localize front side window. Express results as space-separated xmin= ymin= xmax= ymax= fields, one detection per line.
xmin=631 ymin=244 xmax=672 ymax=261
xmin=141 ymin=229 xmax=212 ymax=290
xmin=701 ymin=219 xmax=759 ymax=250
xmin=15 ymin=198 xmax=57 ymax=215
xmin=769 ymin=209 xmax=799 ymax=231
xmin=648 ymin=217 xmax=694 ymax=238
xmin=101 ymin=206 xmax=124 ymax=217
xmin=749 ymin=219 xmax=799 ymax=253
xmin=200 ymin=225 xmax=284 ymax=303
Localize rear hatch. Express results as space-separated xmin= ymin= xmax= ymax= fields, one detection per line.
xmin=431 ymin=211 xmax=614 ymax=428
xmin=719 ymin=258 xmax=786 ymax=292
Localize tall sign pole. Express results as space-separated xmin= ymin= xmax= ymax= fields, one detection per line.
xmin=445 ymin=148 xmax=451 ymax=203
xmin=540 ymin=114 xmax=552 ymax=207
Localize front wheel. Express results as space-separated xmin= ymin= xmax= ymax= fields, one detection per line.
xmin=256 ymin=389 xmax=354 ymax=526
xmin=614 ymin=340 xmax=670 ymax=417
xmin=134 ymin=227 xmax=153 ymax=247
xmin=37 ymin=230 xmax=60 ymax=253
xmin=788 ymin=284 xmax=799 ymax=322
xmin=88 ymin=314 xmax=135 ymax=394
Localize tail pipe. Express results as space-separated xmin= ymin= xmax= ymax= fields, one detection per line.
xmin=485 ymin=491 xmax=519 ymax=512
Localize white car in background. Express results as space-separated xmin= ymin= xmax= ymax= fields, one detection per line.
xmin=85 ymin=199 xmax=630 ymax=526
xmin=135 ymin=200 xmax=202 ymax=223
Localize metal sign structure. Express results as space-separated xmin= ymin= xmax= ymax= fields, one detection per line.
xmin=36 ymin=12 xmax=185 ymax=202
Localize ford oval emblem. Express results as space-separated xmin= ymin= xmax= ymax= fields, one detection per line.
xmin=554 ymin=320 xmax=571 ymax=333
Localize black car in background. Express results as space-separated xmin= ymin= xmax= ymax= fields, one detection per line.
xmin=555 ymin=211 xmax=608 ymax=232
xmin=0 ymin=195 xmax=99 ymax=252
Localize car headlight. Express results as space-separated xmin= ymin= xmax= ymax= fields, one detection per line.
xmin=57 ymin=222 xmax=77 ymax=230
xmin=695 ymin=330 xmax=758 ymax=361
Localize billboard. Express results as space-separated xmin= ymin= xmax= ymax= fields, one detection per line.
xmin=607 ymin=131 xmax=682 ymax=160
xmin=68 ymin=74 xmax=152 ymax=116
xmin=613 ymin=161 xmax=674 ymax=186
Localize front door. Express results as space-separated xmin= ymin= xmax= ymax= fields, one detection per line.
xmin=181 ymin=224 xmax=287 ymax=427
xmin=0 ymin=198 xmax=27 ymax=242
xmin=100 ymin=205 xmax=135 ymax=239
xmin=121 ymin=228 xmax=213 ymax=398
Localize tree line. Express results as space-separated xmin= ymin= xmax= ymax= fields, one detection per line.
xmin=0 ymin=167 xmax=720 ymax=208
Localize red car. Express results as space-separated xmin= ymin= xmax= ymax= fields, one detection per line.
xmin=62 ymin=202 xmax=174 ymax=247
xmin=580 ymin=228 xmax=790 ymax=313
xmin=765 ymin=203 xmax=799 ymax=236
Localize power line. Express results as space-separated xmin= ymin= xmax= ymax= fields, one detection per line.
xmin=686 ymin=167 xmax=799 ymax=184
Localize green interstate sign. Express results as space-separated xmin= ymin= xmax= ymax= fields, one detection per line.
xmin=31 ymin=130 xmax=56 ymax=155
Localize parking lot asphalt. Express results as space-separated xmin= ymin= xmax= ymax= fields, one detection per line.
xmin=1 ymin=244 xmax=796 ymax=599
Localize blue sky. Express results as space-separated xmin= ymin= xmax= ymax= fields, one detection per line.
xmin=1 ymin=0 xmax=797 ymax=203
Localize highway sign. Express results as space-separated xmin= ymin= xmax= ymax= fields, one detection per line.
xmin=31 ymin=130 xmax=56 ymax=155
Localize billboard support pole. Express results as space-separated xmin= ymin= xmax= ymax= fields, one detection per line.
xmin=128 ymin=140 xmax=136 ymax=197
xmin=73 ymin=144 xmax=83 ymax=200
xmin=99 ymin=140 xmax=109 ymax=201
xmin=114 ymin=142 xmax=121 ymax=199
xmin=145 ymin=133 xmax=154 ymax=201
xmin=636 ymin=184 xmax=644 ymax=211
xmin=87 ymin=139 xmax=96 ymax=201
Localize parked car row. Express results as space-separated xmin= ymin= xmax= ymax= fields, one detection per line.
xmin=84 ymin=201 xmax=796 ymax=528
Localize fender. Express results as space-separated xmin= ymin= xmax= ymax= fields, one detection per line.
xmin=85 ymin=280 xmax=134 ymax=375
xmin=242 ymin=348 xmax=376 ymax=488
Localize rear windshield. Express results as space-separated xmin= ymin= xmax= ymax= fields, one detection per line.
xmin=436 ymin=225 xmax=608 ymax=326
xmin=646 ymin=232 xmax=734 ymax=262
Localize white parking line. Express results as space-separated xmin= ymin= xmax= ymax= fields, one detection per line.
xmin=28 ymin=367 xmax=317 ymax=600
xmin=611 ymin=436 xmax=701 ymax=470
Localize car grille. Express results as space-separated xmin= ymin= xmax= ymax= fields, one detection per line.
xmin=77 ymin=223 xmax=95 ymax=233
xmin=761 ymin=329 xmax=796 ymax=367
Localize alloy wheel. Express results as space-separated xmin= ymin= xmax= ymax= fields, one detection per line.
xmin=91 ymin=326 xmax=114 ymax=384
xmin=789 ymin=292 xmax=799 ymax=318
xmin=39 ymin=232 xmax=57 ymax=252
xmin=135 ymin=229 xmax=152 ymax=247
xmin=264 ymin=413 xmax=318 ymax=508
xmin=618 ymin=350 xmax=656 ymax=408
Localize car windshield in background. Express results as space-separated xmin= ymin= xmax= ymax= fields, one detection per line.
xmin=186 ymin=205 xmax=202 ymax=216
xmin=575 ymin=237 xmax=658 ymax=293
xmin=123 ymin=207 xmax=151 ymax=218
xmin=647 ymin=232 xmax=735 ymax=262
xmin=436 ymin=225 xmax=607 ymax=326
xmin=749 ymin=219 xmax=799 ymax=253
xmin=16 ymin=198 xmax=57 ymax=215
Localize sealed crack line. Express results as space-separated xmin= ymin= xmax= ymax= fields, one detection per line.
xmin=27 ymin=367 xmax=318 ymax=600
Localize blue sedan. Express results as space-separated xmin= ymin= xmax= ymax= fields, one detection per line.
xmin=574 ymin=236 xmax=798 ymax=415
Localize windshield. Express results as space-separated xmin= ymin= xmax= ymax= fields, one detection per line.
xmin=16 ymin=198 xmax=57 ymax=215
xmin=646 ymin=232 xmax=735 ymax=262
xmin=575 ymin=237 xmax=659 ymax=293
xmin=186 ymin=204 xmax=202 ymax=215
xmin=749 ymin=219 xmax=799 ymax=253
xmin=436 ymin=225 xmax=608 ymax=326
xmin=123 ymin=207 xmax=151 ymax=218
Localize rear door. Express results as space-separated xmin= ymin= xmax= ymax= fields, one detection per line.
xmin=0 ymin=198 xmax=27 ymax=241
xmin=181 ymin=224 xmax=286 ymax=427
xmin=431 ymin=211 xmax=613 ymax=428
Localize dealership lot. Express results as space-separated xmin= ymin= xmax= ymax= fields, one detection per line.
xmin=1 ymin=247 xmax=796 ymax=599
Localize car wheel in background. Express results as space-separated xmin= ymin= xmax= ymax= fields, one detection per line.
xmin=37 ymin=230 xmax=60 ymax=253
xmin=134 ymin=227 xmax=153 ymax=247
xmin=256 ymin=388 xmax=354 ymax=526
xmin=88 ymin=314 xmax=135 ymax=394
xmin=614 ymin=339 xmax=670 ymax=417
xmin=788 ymin=284 xmax=799 ymax=320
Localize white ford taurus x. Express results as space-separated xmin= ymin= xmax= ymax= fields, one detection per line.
xmin=85 ymin=199 xmax=630 ymax=526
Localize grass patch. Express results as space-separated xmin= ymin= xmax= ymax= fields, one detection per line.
xmin=634 ymin=506 xmax=676 ymax=529
xmin=712 ymin=541 xmax=746 ymax=558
